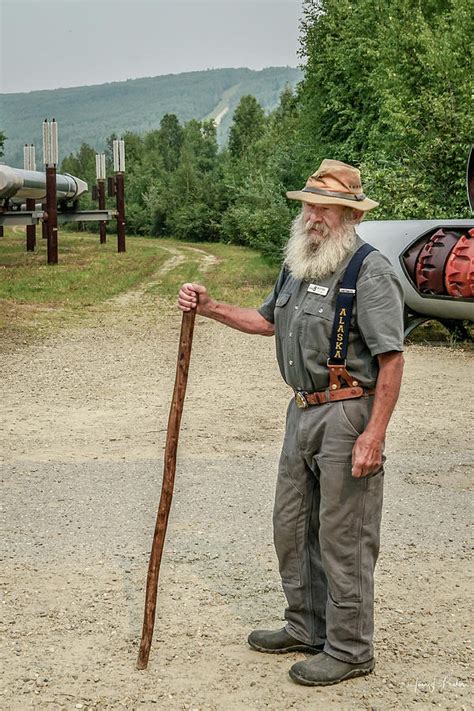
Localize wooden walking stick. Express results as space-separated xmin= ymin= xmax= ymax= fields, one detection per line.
xmin=137 ymin=308 xmax=196 ymax=670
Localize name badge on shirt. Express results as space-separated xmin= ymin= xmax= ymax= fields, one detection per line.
xmin=307 ymin=284 xmax=329 ymax=296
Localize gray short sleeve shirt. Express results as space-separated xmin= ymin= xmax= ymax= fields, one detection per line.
xmin=258 ymin=236 xmax=405 ymax=392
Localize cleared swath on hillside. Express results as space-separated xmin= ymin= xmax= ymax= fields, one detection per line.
xmin=1 ymin=66 xmax=301 ymax=166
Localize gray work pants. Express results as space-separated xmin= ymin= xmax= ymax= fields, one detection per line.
xmin=273 ymin=396 xmax=384 ymax=663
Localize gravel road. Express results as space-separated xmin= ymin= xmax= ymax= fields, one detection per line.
xmin=1 ymin=272 xmax=472 ymax=710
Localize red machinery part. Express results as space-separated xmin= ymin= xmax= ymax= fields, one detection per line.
xmin=415 ymin=229 xmax=460 ymax=294
xmin=444 ymin=231 xmax=474 ymax=298
xmin=402 ymin=236 xmax=429 ymax=284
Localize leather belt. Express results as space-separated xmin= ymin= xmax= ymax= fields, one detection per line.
xmin=294 ymin=386 xmax=375 ymax=409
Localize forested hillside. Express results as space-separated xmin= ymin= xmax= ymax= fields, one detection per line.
xmin=0 ymin=67 xmax=301 ymax=166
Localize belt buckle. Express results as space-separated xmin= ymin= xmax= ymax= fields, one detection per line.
xmin=295 ymin=391 xmax=309 ymax=409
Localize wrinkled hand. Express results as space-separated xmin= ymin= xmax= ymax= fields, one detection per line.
xmin=177 ymin=282 xmax=210 ymax=313
xmin=351 ymin=431 xmax=384 ymax=478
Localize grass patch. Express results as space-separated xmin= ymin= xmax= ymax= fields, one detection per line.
xmin=405 ymin=318 xmax=473 ymax=346
xmin=0 ymin=229 xmax=169 ymax=342
xmin=149 ymin=241 xmax=279 ymax=307
xmin=0 ymin=229 xmax=170 ymax=306
xmin=0 ymin=229 xmax=280 ymax=343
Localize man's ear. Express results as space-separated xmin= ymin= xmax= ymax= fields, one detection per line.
xmin=351 ymin=209 xmax=364 ymax=224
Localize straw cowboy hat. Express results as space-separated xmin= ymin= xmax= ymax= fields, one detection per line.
xmin=286 ymin=159 xmax=379 ymax=212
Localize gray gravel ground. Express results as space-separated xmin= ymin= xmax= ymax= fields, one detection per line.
xmin=1 ymin=279 xmax=472 ymax=710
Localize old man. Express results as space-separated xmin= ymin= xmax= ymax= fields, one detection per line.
xmin=178 ymin=159 xmax=404 ymax=686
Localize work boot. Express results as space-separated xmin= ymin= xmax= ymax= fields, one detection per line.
xmin=248 ymin=627 xmax=324 ymax=654
xmin=289 ymin=651 xmax=375 ymax=686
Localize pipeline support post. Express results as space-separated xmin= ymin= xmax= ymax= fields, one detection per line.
xmin=24 ymin=144 xmax=37 ymax=251
xmin=116 ymin=172 xmax=126 ymax=253
xmin=43 ymin=119 xmax=59 ymax=264
xmin=113 ymin=139 xmax=126 ymax=253
xmin=95 ymin=153 xmax=107 ymax=244
xmin=46 ymin=166 xmax=58 ymax=264
xmin=26 ymin=199 xmax=36 ymax=251
xmin=98 ymin=180 xmax=106 ymax=244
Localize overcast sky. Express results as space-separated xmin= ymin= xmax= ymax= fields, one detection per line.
xmin=0 ymin=0 xmax=304 ymax=94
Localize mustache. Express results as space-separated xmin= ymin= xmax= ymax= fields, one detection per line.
xmin=305 ymin=219 xmax=329 ymax=242
xmin=305 ymin=219 xmax=322 ymax=232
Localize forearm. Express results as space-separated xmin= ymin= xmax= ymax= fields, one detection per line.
xmin=365 ymin=351 xmax=405 ymax=439
xmin=199 ymin=300 xmax=275 ymax=336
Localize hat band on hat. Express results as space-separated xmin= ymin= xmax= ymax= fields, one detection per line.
xmin=302 ymin=187 xmax=367 ymax=202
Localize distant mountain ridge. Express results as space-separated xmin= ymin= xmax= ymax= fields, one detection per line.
xmin=1 ymin=66 xmax=302 ymax=167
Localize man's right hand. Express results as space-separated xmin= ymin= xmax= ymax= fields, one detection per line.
xmin=177 ymin=283 xmax=211 ymax=313
xmin=178 ymin=282 xmax=274 ymax=335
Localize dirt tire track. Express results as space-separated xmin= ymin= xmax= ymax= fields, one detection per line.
xmin=108 ymin=244 xmax=218 ymax=308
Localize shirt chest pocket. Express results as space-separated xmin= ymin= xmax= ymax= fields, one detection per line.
xmin=302 ymin=299 xmax=334 ymax=350
xmin=276 ymin=292 xmax=291 ymax=308
xmin=274 ymin=291 xmax=292 ymax=332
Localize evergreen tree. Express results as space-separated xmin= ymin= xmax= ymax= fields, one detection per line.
xmin=228 ymin=95 xmax=266 ymax=160
xmin=221 ymin=89 xmax=300 ymax=258
xmin=153 ymin=113 xmax=184 ymax=173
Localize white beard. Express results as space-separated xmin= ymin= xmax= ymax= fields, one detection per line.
xmin=284 ymin=211 xmax=357 ymax=281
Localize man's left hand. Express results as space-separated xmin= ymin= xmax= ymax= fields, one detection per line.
xmin=351 ymin=431 xmax=384 ymax=478
xmin=351 ymin=350 xmax=404 ymax=478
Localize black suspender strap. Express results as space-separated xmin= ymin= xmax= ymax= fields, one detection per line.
xmin=328 ymin=243 xmax=377 ymax=366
